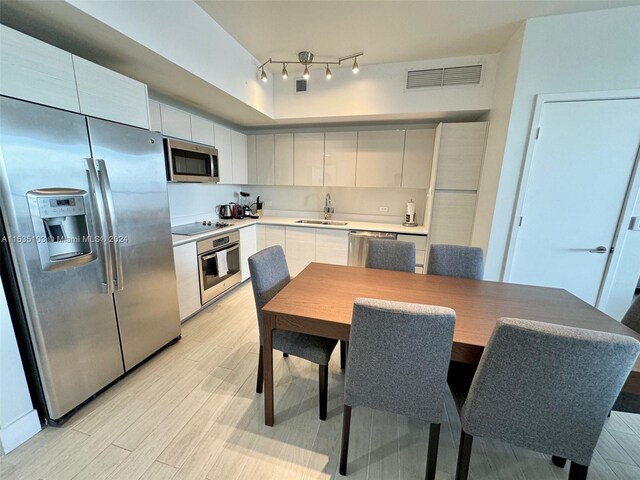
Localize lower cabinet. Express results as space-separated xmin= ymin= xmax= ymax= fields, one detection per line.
xmin=173 ymin=242 xmax=201 ymax=321
xmin=239 ymin=225 xmax=257 ymax=282
xmin=315 ymin=229 xmax=349 ymax=266
xmin=397 ymin=234 xmax=428 ymax=273
xmin=256 ymin=224 xmax=286 ymax=252
xmin=285 ymin=227 xmax=316 ymax=276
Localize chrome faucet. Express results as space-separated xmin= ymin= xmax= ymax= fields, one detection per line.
xmin=324 ymin=193 xmax=334 ymax=219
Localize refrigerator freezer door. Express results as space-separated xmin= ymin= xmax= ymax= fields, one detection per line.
xmin=0 ymin=97 xmax=125 ymax=420
xmin=86 ymin=118 xmax=181 ymax=370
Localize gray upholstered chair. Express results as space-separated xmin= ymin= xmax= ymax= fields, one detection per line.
xmin=450 ymin=317 xmax=640 ymax=480
xmin=248 ymin=246 xmax=338 ymax=420
xmin=339 ymin=298 xmax=456 ymax=480
xmin=427 ymin=244 xmax=484 ymax=280
xmin=612 ymin=295 xmax=640 ymax=413
xmin=365 ymin=238 xmax=415 ymax=273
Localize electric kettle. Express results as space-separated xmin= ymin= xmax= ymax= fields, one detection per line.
xmin=215 ymin=204 xmax=233 ymax=219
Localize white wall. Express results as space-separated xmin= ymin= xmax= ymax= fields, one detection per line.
xmin=67 ymin=0 xmax=273 ymax=117
xmin=0 ymin=278 xmax=40 ymax=454
xmin=484 ymin=6 xmax=640 ymax=280
xmin=167 ymin=183 xmax=241 ymax=226
xmin=471 ymin=25 xmax=525 ymax=260
xmin=273 ymin=54 xmax=498 ymax=123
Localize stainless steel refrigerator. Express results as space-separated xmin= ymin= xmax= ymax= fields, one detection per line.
xmin=0 ymin=96 xmax=181 ymax=422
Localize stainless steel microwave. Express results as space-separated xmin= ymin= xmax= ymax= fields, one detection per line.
xmin=164 ymin=138 xmax=219 ymax=183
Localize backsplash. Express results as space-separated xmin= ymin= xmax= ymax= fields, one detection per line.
xmin=167 ymin=183 xmax=241 ymax=226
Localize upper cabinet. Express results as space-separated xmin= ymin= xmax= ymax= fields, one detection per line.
xmin=231 ymin=131 xmax=248 ymax=184
xmin=159 ymin=105 xmax=191 ymax=140
xmin=214 ymin=124 xmax=233 ymax=184
xmin=72 ymin=56 xmax=149 ymax=129
xmin=247 ymin=135 xmax=258 ymax=184
xmin=191 ymin=115 xmax=215 ymax=145
xmin=356 ymin=130 xmax=406 ymax=187
xmin=0 ymin=26 xmax=79 ymax=112
xmin=324 ymin=132 xmax=357 ymax=187
xmin=256 ymin=134 xmax=275 ymax=185
xmin=435 ymin=123 xmax=488 ymax=190
xmin=294 ymin=133 xmax=325 ymax=186
xmin=274 ymin=134 xmax=294 ymax=186
xmin=402 ymin=129 xmax=436 ymax=188
xmin=149 ymin=100 xmax=162 ymax=132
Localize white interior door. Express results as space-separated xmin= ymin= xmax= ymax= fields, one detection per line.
xmin=508 ymin=98 xmax=640 ymax=305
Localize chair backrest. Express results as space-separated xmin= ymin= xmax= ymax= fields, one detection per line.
xmin=344 ymin=298 xmax=456 ymax=423
xmin=460 ymin=317 xmax=640 ymax=466
xmin=622 ymin=295 xmax=640 ymax=334
xmin=248 ymin=246 xmax=290 ymax=341
xmin=427 ymin=244 xmax=483 ymax=280
xmin=365 ymin=239 xmax=415 ymax=273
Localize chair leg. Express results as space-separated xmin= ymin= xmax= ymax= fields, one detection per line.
xmin=340 ymin=340 xmax=348 ymax=370
xmin=425 ymin=423 xmax=441 ymax=480
xmin=568 ymin=462 xmax=589 ymax=480
xmin=339 ymin=404 xmax=352 ymax=476
xmin=552 ymin=456 xmax=567 ymax=468
xmin=256 ymin=345 xmax=264 ymax=394
xmin=319 ymin=364 xmax=328 ymax=420
xmin=454 ymin=430 xmax=474 ymax=480
xmin=283 ymin=352 xmax=289 ymax=357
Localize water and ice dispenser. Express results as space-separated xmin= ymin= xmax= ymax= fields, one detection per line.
xmin=27 ymin=188 xmax=97 ymax=271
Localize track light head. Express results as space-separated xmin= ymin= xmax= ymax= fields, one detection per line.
xmin=325 ymin=64 xmax=332 ymax=80
xmin=260 ymin=68 xmax=268 ymax=82
xmin=352 ymin=58 xmax=359 ymax=74
xmin=281 ymin=64 xmax=288 ymax=79
xmin=303 ymin=65 xmax=310 ymax=80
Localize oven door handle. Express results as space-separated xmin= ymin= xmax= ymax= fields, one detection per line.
xmin=201 ymin=243 xmax=239 ymax=261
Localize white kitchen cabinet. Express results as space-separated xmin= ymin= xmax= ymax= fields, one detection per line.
xmin=73 ymin=55 xmax=149 ymax=129
xmin=0 ymin=25 xmax=79 ymax=113
xmin=149 ymin=100 xmax=162 ymax=132
xmin=239 ymin=225 xmax=257 ymax=282
xmin=435 ymin=123 xmax=487 ymax=190
xmin=428 ymin=192 xmax=477 ymax=246
xmin=285 ymin=227 xmax=316 ymax=276
xmin=256 ymin=134 xmax=275 ymax=185
xmin=294 ymin=133 xmax=325 ymax=186
xmin=356 ymin=130 xmax=405 ymax=187
xmin=324 ymin=132 xmax=357 ymax=187
xmin=274 ymin=134 xmax=294 ymax=186
xmin=191 ymin=115 xmax=215 ymax=146
xmin=247 ymin=135 xmax=258 ymax=185
xmin=160 ymin=104 xmax=191 ymax=140
xmin=256 ymin=225 xmax=286 ymax=252
xmin=214 ymin=124 xmax=233 ymax=184
xmin=172 ymin=242 xmax=201 ymax=321
xmin=402 ymin=129 xmax=436 ymax=188
xmin=231 ymin=130 xmax=248 ymax=184
xmin=397 ymin=234 xmax=428 ymax=273
xmin=315 ymin=229 xmax=349 ymax=266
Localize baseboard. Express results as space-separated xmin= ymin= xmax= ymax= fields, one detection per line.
xmin=0 ymin=409 xmax=41 ymax=454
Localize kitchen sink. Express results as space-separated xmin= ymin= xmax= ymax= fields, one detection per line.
xmin=295 ymin=219 xmax=348 ymax=226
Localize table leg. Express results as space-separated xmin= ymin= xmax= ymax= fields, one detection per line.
xmin=263 ymin=312 xmax=275 ymax=426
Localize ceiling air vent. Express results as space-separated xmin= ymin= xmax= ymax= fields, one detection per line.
xmin=406 ymin=64 xmax=482 ymax=89
xmin=295 ymin=79 xmax=308 ymax=94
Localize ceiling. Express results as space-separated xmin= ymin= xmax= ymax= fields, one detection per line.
xmin=197 ymin=0 xmax=640 ymax=69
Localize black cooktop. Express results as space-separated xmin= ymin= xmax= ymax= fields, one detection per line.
xmin=171 ymin=221 xmax=234 ymax=236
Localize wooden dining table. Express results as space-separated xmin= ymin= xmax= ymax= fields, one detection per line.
xmin=261 ymin=263 xmax=640 ymax=426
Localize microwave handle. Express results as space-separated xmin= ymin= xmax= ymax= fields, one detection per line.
xmin=201 ymin=243 xmax=239 ymax=261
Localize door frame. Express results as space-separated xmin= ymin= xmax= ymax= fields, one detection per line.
xmin=502 ymin=89 xmax=640 ymax=309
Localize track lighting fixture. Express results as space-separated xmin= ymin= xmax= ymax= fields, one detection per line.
xmin=258 ymin=51 xmax=363 ymax=83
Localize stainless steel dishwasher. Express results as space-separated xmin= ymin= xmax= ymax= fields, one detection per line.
xmin=348 ymin=231 xmax=397 ymax=267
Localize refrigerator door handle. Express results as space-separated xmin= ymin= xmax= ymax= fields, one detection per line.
xmin=86 ymin=158 xmax=114 ymax=295
xmin=97 ymin=159 xmax=124 ymax=292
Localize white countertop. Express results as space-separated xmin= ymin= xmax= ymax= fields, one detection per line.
xmin=172 ymin=216 xmax=428 ymax=246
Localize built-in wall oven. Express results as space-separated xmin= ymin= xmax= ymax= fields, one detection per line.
xmin=164 ymin=137 xmax=219 ymax=183
xmin=197 ymin=230 xmax=241 ymax=304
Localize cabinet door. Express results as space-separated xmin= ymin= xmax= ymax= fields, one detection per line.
xmin=173 ymin=242 xmax=201 ymax=321
xmin=265 ymin=225 xmax=286 ymax=250
xmin=191 ymin=116 xmax=215 ymax=145
xmin=214 ymin=124 xmax=233 ymax=184
xmin=397 ymin=234 xmax=428 ymax=273
xmin=285 ymin=227 xmax=316 ymax=276
xmin=435 ymin=123 xmax=487 ymax=190
xmin=428 ymin=192 xmax=477 ymax=246
xmin=274 ymin=134 xmax=294 ymax=185
xmin=256 ymin=134 xmax=275 ymax=185
xmin=315 ymin=229 xmax=349 ymax=265
xmin=324 ymin=132 xmax=357 ymax=187
xmin=294 ymin=133 xmax=325 ymax=186
xmin=402 ymin=129 xmax=435 ymax=188
xmin=160 ymin=104 xmax=191 ymax=140
xmin=239 ymin=225 xmax=257 ymax=282
xmin=356 ymin=130 xmax=405 ymax=187
xmin=247 ymin=135 xmax=258 ymax=185
xmin=149 ymin=100 xmax=162 ymax=132
xmin=232 ymin=130 xmax=248 ymax=184
xmin=0 ymin=25 xmax=79 ymax=112
xmin=256 ymin=224 xmax=266 ymax=252
xmin=73 ymin=56 xmax=149 ymax=129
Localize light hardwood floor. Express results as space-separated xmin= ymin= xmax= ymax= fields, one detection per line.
xmin=2 ymin=281 xmax=639 ymax=480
